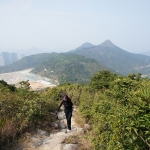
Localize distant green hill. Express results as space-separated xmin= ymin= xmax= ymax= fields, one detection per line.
xmin=0 ymin=53 xmax=111 ymax=84
xmin=0 ymin=53 xmax=58 ymax=73
xmin=31 ymin=53 xmax=110 ymax=84
xmin=69 ymin=40 xmax=150 ymax=75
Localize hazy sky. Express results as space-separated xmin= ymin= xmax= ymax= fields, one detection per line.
xmin=0 ymin=0 xmax=150 ymax=53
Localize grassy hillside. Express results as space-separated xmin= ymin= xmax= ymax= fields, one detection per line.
xmin=31 ymin=53 xmax=110 ymax=84
xmin=0 ymin=53 xmax=58 ymax=73
xmin=70 ymin=40 xmax=150 ymax=75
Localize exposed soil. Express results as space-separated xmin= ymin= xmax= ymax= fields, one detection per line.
xmin=0 ymin=69 xmax=57 ymax=91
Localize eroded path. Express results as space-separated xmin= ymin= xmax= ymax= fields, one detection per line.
xmin=14 ymin=108 xmax=84 ymax=150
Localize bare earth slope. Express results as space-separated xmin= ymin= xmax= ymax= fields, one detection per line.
xmin=0 ymin=69 xmax=56 ymax=90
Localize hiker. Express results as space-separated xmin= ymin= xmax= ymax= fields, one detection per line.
xmin=57 ymin=94 xmax=73 ymax=131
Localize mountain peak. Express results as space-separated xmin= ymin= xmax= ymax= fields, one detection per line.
xmin=100 ymin=40 xmax=116 ymax=47
xmin=75 ymin=42 xmax=94 ymax=50
xmin=81 ymin=42 xmax=94 ymax=47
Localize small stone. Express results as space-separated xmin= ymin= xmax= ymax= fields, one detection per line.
xmin=61 ymin=129 xmax=67 ymax=133
xmin=58 ymin=113 xmax=66 ymax=120
xmin=37 ymin=129 xmax=49 ymax=136
xmin=59 ymin=123 xmax=66 ymax=129
xmin=50 ymin=122 xmax=59 ymax=129
xmin=84 ymin=124 xmax=92 ymax=130
xmin=63 ymin=144 xmax=79 ymax=150
xmin=77 ymin=127 xmax=84 ymax=135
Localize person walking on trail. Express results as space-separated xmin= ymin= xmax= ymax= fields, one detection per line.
xmin=57 ymin=94 xmax=73 ymax=131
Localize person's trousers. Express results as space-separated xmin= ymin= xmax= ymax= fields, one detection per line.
xmin=65 ymin=110 xmax=72 ymax=130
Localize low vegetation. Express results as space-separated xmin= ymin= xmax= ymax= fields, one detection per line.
xmin=0 ymin=70 xmax=150 ymax=149
xmin=0 ymin=80 xmax=58 ymax=148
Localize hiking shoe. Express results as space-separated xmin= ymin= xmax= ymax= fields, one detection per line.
xmin=67 ymin=129 xmax=72 ymax=133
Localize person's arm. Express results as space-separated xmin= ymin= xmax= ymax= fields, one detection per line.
xmin=57 ymin=101 xmax=63 ymax=111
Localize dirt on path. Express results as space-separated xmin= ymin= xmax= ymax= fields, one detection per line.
xmin=13 ymin=108 xmax=84 ymax=150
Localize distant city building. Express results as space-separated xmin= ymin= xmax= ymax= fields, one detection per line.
xmin=0 ymin=53 xmax=4 ymax=66
xmin=0 ymin=52 xmax=19 ymax=66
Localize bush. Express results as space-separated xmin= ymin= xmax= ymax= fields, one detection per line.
xmin=89 ymin=70 xmax=117 ymax=90
xmin=0 ymin=83 xmax=58 ymax=148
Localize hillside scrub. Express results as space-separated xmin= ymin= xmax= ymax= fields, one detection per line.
xmin=53 ymin=71 xmax=150 ymax=149
xmin=0 ymin=81 xmax=58 ymax=148
xmin=0 ymin=70 xmax=150 ymax=149
xmin=79 ymin=72 xmax=150 ymax=149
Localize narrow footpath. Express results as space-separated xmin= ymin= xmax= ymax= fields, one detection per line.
xmin=13 ymin=108 xmax=86 ymax=150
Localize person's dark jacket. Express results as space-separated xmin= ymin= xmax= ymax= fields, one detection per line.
xmin=57 ymin=98 xmax=73 ymax=112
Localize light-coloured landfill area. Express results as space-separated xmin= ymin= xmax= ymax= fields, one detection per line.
xmin=0 ymin=69 xmax=57 ymax=90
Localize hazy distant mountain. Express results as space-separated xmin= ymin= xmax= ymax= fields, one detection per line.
xmin=2 ymin=39 xmax=150 ymax=80
xmin=75 ymin=42 xmax=94 ymax=50
xmin=17 ymin=47 xmax=45 ymax=56
xmin=99 ymin=39 xmax=115 ymax=47
xmin=142 ymin=51 xmax=150 ymax=56
xmin=69 ymin=42 xmax=94 ymax=52
xmin=69 ymin=40 xmax=150 ymax=75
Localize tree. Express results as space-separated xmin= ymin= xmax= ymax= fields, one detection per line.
xmin=19 ymin=80 xmax=31 ymax=90
xmin=89 ymin=70 xmax=117 ymax=90
xmin=128 ymin=73 xmax=142 ymax=81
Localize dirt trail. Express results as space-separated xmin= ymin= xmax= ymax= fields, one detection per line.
xmin=13 ymin=108 xmax=83 ymax=150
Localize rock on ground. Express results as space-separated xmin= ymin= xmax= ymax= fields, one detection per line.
xmin=13 ymin=109 xmax=82 ymax=150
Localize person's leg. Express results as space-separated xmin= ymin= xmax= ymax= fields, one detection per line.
xmin=65 ymin=111 xmax=72 ymax=130
xmin=67 ymin=111 xmax=72 ymax=130
xmin=65 ymin=111 xmax=69 ymax=129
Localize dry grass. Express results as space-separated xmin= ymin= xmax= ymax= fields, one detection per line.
xmin=1 ymin=119 xmax=17 ymax=140
xmin=62 ymin=107 xmax=93 ymax=150
xmin=63 ymin=134 xmax=92 ymax=150
xmin=79 ymin=136 xmax=93 ymax=150
xmin=0 ymin=112 xmax=58 ymax=149
xmin=73 ymin=107 xmax=86 ymax=128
